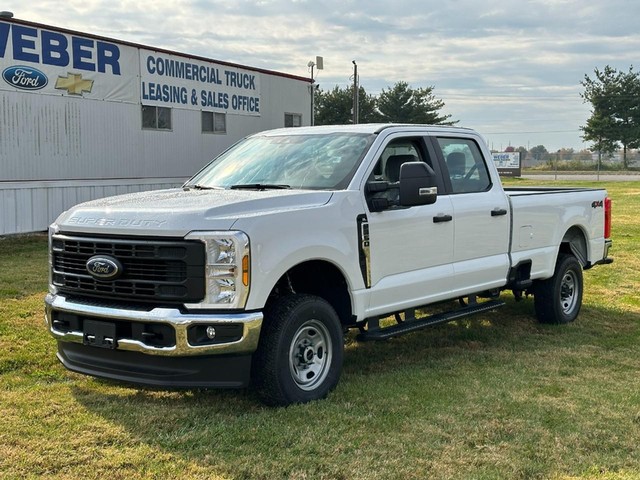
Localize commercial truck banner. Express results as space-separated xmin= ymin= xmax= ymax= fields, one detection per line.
xmin=0 ymin=20 xmax=139 ymax=103
xmin=0 ymin=20 xmax=262 ymax=116
xmin=140 ymin=49 xmax=261 ymax=116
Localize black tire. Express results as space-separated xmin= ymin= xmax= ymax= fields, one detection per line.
xmin=534 ymin=253 xmax=583 ymax=324
xmin=253 ymin=294 xmax=344 ymax=406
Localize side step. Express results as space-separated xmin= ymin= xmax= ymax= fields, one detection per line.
xmin=357 ymin=299 xmax=505 ymax=341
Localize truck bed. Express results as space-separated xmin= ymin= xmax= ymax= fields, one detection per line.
xmin=504 ymin=186 xmax=606 ymax=196
xmin=506 ymin=186 xmax=608 ymax=279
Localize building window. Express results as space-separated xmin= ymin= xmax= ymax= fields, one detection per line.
xmin=142 ymin=105 xmax=172 ymax=130
xmin=285 ymin=113 xmax=302 ymax=127
xmin=202 ymin=111 xmax=227 ymax=134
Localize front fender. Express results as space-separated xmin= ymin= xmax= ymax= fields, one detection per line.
xmin=233 ymin=194 xmax=365 ymax=310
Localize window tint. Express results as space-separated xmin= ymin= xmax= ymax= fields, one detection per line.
xmin=437 ymin=137 xmax=490 ymax=193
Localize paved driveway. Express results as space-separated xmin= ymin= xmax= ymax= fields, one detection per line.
xmin=522 ymin=173 xmax=640 ymax=181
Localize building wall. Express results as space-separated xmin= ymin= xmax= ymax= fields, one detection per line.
xmin=0 ymin=178 xmax=184 ymax=235
xmin=0 ymin=18 xmax=310 ymax=234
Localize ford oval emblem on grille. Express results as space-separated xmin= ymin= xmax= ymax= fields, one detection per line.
xmin=86 ymin=255 xmax=123 ymax=280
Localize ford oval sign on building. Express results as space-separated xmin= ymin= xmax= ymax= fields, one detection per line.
xmin=86 ymin=256 xmax=123 ymax=281
xmin=2 ymin=65 xmax=48 ymax=91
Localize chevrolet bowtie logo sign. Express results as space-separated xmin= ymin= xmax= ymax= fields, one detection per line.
xmin=55 ymin=73 xmax=94 ymax=95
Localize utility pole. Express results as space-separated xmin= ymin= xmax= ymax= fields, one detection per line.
xmin=352 ymin=61 xmax=359 ymax=124
xmin=308 ymin=61 xmax=315 ymax=126
xmin=308 ymin=56 xmax=323 ymax=126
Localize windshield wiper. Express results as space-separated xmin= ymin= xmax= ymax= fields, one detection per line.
xmin=183 ymin=184 xmax=223 ymax=191
xmin=229 ymin=183 xmax=291 ymax=190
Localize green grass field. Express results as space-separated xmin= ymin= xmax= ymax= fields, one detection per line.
xmin=1 ymin=180 xmax=639 ymax=479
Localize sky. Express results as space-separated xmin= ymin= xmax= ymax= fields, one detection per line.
xmin=3 ymin=0 xmax=640 ymax=151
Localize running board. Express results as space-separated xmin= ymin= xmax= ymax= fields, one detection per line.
xmin=357 ymin=299 xmax=505 ymax=341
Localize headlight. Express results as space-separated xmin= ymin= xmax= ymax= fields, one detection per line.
xmin=48 ymin=223 xmax=60 ymax=295
xmin=185 ymin=231 xmax=250 ymax=309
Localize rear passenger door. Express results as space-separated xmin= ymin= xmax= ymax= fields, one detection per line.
xmin=433 ymin=136 xmax=511 ymax=296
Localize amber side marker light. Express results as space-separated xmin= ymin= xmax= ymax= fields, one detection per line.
xmin=242 ymin=255 xmax=250 ymax=286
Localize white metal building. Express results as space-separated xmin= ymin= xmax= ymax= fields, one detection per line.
xmin=0 ymin=16 xmax=311 ymax=235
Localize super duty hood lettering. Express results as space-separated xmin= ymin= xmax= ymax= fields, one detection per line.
xmin=67 ymin=217 xmax=167 ymax=227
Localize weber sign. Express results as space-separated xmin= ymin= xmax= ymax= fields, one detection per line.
xmin=0 ymin=19 xmax=262 ymax=115
xmin=0 ymin=20 xmax=137 ymax=102
xmin=493 ymin=152 xmax=521 ymax=177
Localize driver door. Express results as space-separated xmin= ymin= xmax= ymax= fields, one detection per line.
xmin=363 ymin=135 xmax=455 ymax=318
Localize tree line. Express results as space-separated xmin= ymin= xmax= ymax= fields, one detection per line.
xmin=314 ymin=81 xmax=456 ymax=126
xmin=581 ymin=65 xmax=640 ymax=169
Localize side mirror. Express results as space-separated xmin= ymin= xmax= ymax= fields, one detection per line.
xmin=399 ymin=162 xmax=438 ymax=206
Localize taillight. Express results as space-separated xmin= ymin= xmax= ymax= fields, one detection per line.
xmin=604 ymin=197 xmax=612 ymax=239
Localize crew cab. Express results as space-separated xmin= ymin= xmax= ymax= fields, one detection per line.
xmin=45 ymin=124 xmax=613 ymax=406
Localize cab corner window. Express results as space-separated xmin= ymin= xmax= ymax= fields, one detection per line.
xmin=438 ymin=138 xmax=490 ymax=193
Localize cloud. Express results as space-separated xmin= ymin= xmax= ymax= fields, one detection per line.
xmin=4 ymin=0 xmax=640 ymax=149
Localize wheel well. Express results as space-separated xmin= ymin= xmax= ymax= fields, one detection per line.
xmin=268 ymin=261 xmax=353 ymax=326
xmin=560 ymin=226 xmax=588 ymax=267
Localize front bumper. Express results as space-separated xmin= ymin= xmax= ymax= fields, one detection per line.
xmin=45 ymin=293 xmax=263 ymax=387
xmin=45 ymin=293 xmax=263 ymax=356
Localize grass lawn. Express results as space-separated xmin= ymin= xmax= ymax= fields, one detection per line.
xmin=1 ymin=180 xmax=639 ymax=479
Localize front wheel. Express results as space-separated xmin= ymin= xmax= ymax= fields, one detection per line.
xmin=533 ymin=253 xmax=583 ymax=324
xmin=253 ymin=294 xmax=344 ymax=406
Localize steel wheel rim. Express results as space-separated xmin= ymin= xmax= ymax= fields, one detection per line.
xmin=289 ymin=319 xmax=332 ymax=391
xmin=560 ymin=269 xmax=579 ymax=315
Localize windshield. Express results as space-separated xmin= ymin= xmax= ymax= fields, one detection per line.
xmin=186 ymin=133 xmax=374 ymax=190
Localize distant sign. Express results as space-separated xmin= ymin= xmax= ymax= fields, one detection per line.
xmin=493 ymin=152 xmax=521 ymax=177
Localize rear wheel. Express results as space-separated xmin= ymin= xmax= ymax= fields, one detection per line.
xmin=534 ymin=253 xmax=583 ymax=324
xmin=253 ymin=294 xmax=343 ymax=406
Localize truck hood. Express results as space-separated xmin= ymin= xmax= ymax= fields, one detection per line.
xmin=55 ymin=188 xmax=334 ymax=236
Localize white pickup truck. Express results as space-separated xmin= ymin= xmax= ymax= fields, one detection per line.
xmin=45 ymin=124 xmax=613 ymax=406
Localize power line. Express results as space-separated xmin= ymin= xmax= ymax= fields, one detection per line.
xmin=440 ymin=93 xmax=580 ymax=100
xmin=484 ymin=129 xmax=581 ymax=135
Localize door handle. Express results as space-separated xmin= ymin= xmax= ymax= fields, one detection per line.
xmin=433 ymin=214 xmax=453 ymax=223
xmin=491 ymin=208 xmax=508 ymax=217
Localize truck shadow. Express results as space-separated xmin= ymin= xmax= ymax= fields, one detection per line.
xmin=70 ymin=298 xmax=640 ymax=476
xmin=72 ymin=298 xmax=640 ymax=410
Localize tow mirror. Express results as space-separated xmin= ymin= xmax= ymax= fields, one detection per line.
xmin=399 ymin=162 xmax=438 ymax=206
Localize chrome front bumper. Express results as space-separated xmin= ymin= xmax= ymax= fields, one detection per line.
xmin=45 ymin=293 xmax=263 ymax=356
